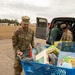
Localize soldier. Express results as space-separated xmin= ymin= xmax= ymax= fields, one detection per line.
xmin=12 ymin=16 xmax=35 ymax=75
xmin=60 ymin=24 xmax=73 ymax=41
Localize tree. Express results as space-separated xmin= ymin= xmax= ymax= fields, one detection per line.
xmin=0 ymin=18 xmax=19 ymax=25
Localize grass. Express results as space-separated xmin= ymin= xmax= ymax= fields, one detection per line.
xmin=0 ymin=25 xmax=36 ymax=40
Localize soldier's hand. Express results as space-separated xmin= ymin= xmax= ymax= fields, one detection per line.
xmin=17 ymin=51 xmax=23 ymax=56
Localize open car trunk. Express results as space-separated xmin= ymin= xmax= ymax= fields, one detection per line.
xmin=50 ymin=17 xmax=75 ymax=41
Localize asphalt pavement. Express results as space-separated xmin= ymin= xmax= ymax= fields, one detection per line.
xmin=0 ymin=38 xmax=46 ymax=75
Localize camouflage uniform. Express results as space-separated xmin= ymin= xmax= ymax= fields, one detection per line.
xmin=12 ymin=16 xmax=34 ymax=75
xmin=60 ymin=24 xmax=73 ymax=41
xmin=60 ymin=30 xmax=73 ymax=41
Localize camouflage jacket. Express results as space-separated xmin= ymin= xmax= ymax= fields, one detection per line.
xmin=12 ymin=27 xmax=34 ymax=53
xmin=60 ymin=30 xmax=73 ymax=41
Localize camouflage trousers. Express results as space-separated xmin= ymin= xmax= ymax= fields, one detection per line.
xmin=14 ymin=50 xmax=30 ymax=75
xmin=14 ymin=56 xmax=22 ymax=75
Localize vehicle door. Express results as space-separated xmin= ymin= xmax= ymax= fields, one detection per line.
xmin=35 ymin=17 xmax=49 ymax=39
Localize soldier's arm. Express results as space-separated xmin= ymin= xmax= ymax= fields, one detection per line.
xmin=31 ymin=31 xmax=35 ymax=48
xmin=12 ymin=31 xmax=20 ymax=53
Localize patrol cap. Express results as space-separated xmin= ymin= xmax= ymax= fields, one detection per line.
xmin=61 ymin=24 xmax=66 ymax=29
xmin=22 ymin=16 xmax=30 ymax=25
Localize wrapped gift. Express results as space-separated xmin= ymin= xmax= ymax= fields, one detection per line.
xmin=46 ymin=45 xmax=60 ymax=56
xmin=54 ymin=41 xmax=75 ymax=52
xmin=57 ymin=51 xmax=75 ymax=68
xmin=61 ymin=41 xmax=75 ymax=52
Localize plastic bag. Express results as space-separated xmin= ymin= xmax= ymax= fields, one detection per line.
xmin=34 ymin=43 xmax=46 ymax=54
xmin=48 ymin=53 xmax=58 ymax=65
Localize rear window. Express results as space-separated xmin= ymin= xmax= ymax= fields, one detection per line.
xmin=51 ymin=18 xmax=75 ymax=29
xmin=37 ymin=18 xmax=47 ymax=27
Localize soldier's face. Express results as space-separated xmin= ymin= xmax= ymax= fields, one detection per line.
xmin=62 ymin=28 xmax=66 ymax=32
xmin=22 ymin=23 xmax=29 ymax=30
xmin=61 ymin=27 xmax=67 ymax=31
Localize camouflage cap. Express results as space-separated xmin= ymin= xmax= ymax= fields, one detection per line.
xmin=61 ymin=24 xmax=66 ymax=28
xmin=22 ymin=16 xmax=30 ymax=25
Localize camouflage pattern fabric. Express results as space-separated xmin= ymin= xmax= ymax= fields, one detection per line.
xmin=14 ymin=56 xmax=22 ymax=75
xmin=12 ymin=27 xmax=34 ymax=75
xmin=60 ymin=30 xmax=73 ymax=41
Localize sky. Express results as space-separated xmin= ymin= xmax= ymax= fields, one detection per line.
xmin=0 ymin=0 xmax=75 ymax=23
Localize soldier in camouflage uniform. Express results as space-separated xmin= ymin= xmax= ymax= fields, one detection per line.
xmin=12 ymin=16 xmax=35 ymax=75
xmin=60 ymin=24 xmax=73 ymax=41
